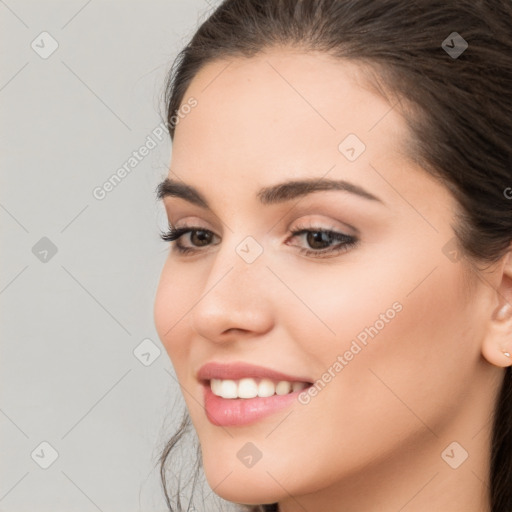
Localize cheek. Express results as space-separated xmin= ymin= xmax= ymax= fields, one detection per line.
xmin=153 ymin=262 xmax=193 ymax=365
xmin=320 ymin=262 xmax=470 ymax=425
xmin=266 ymin=254 xmax=474 ymax=463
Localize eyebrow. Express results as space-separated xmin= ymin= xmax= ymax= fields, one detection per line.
xmin=156 ymin=175 xmax=384 ymax=208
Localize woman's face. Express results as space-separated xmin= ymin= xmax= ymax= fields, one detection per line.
xmin=154 ymin=49 xmax=499 ymax=507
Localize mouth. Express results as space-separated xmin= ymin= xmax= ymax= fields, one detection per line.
xmin=207 ymin=377 xmax=311 ymax=399
xmin=197 ymin=362 xmax=314 ymax=427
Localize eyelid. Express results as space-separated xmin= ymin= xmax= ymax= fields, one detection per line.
xmin=161 ymin=220 xmax=360 ymax=261
xmin=287 ymin=215 xmax=358 ymax=237
xmin=167 ymin=215 xmax=357 ymax=239
xmin=168 ymin=216 xmax=216 ymax=231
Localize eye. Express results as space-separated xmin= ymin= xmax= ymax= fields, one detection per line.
xmin=160 ymin=223 xmax=359 ymax=259
xmin=160 ymin=225 xmax=219 ymax=254
xmin=286 ymin=225 xmax=358 ymax=258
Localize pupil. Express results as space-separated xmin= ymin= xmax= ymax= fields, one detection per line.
xmin=308 ymin=231 xmax=331 ymax=249
xmin=192 ymin=230 xmax=211 ymax=246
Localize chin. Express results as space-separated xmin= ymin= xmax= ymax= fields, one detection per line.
xmin=201 ymin=452 xmax=286 ymax=505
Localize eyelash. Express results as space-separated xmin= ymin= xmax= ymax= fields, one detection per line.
xmin=160 ymin=223 xmax=359 ymax=259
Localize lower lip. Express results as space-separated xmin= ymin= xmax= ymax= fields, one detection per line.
xmin=203 ymin=383 xmax=308 ymax=427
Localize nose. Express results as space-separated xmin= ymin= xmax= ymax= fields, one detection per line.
xmin=190 ymin=240 xmax=275 ymax=344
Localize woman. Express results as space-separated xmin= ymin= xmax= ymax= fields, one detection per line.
xmin=153 ymin=1 xmax=512 ymax=510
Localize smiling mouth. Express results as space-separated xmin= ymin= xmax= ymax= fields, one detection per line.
xmin=206 ymin=377 xmax=313 ymax=399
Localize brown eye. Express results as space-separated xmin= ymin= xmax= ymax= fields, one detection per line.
xmin=160 ymin=226 xmax=220 ymax=255
xmin=190 ymin=230 xmax=214 ymax=247
xmin=286 ymin=227 xmax=358 ymax=259
xmin=306 ymin=231 xmax=336 ymax=250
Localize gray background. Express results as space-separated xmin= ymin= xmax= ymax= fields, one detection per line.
xmin=0 ymin=1 xmax=222 ymax=511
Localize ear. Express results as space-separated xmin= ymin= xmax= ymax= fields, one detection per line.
xmin=481 ymin=250 xmax=512 ymax=367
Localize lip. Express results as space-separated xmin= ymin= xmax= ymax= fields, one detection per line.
xmin=197 ymin=361 xmax=312 ymax=383
xmin=197 ymin=361 xmax=313 ymax=427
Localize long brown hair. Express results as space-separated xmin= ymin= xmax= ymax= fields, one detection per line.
xmin=157 ymin=1 xmax=512 ymax=510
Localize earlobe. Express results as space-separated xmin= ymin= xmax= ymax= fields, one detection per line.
xmin=482 ymin=340 xmax=512 ymax=368
xmin=481 ymin=307 xmax=512 ymax=367
xmin=481 ymin=251 xmax=512 ymax=368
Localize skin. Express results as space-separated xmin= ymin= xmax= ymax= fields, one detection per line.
xmin=153 ymin=48 xmax=512 ymax=512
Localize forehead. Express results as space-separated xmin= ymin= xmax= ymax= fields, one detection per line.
xmin=168 ymin=48 xmax=435 ymax=212
xmin=178 ymin=51 xmax=402 ymax=170
xmin=173 ymin=48 xmax=409 ymax=156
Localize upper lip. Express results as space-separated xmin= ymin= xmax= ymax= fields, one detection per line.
xmin=197 ymin=361 xmax=312 ymax=383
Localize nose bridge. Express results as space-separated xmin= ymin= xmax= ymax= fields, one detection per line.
xmin=191 ymin=233 xmax=272 ymax=338
xmin=204 ymin=233 xmax=266 ymax=305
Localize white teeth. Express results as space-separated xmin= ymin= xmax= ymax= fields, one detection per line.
xmin=219 ymin=379 xmax=238 ymax=399
xmin=238 ymin=378 xmax=259 ymax=399
xmin=210 ymin=377 xmax=308 ymax=399
xmin=211 ymin=378 xmax=222 ymax=396
xmin=275 ymin=381 xmax=292 ymax=395
xmin=257 ymin=378 xmax=275 ymax=397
